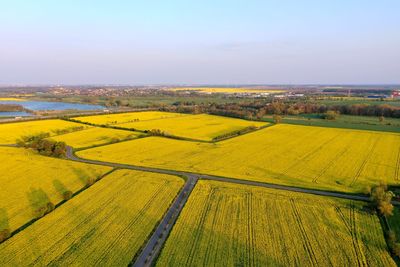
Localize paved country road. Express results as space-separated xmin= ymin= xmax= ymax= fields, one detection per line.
xmin=131 ymin=175 xmax=198 ymax=267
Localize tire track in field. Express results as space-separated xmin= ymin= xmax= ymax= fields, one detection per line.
xmin=94 ymin=182 xmax=169 ymax=265
xmin=290 ymin=199 xmax=318 ymax=266
xmin=246 ymin=192 xmax=256 ymax=267
xmin=312 ymin=145 xmax=352 ymax=183
xmin=334 ymin=206 xmax=352 ymax=235
xmin=185 ymin=189 xmax=215 ymax=267
xmin=349 ymin=201 xmax=368 ymax=267
xmin=350 ymin=136 xmax=381 ymax=187
xmin=202 ymin=193 xmax=223 ymax=265
xmin=281 ymin=133 xmax=342 ymax=177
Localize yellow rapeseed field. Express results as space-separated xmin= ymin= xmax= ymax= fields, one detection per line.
xmin=75 ymin=112 xmax=266 ymax=141
xmin=50 ymin=127 xmax=143 ymax=149
xmin=168 ymin=87 xmax=284 ymax=94
xmin=0 ymin=98 xmax=26 ymax=101
xmin=0 ymin=147 xmax=111 ymax=232
xmin=78 ymin=124 xmax=400 ymax=193
xmin=0 ymin=119 xmax=89 ymax=144
xmin=118 ymin=114 xmax=267 ymax=140
xmin=0 ymin=169 xmax=183 ymax=266
xmin=75 ymin=111 xmax=188 ymax=125
xmin=157 ymin=180 xmax=395 ymax=266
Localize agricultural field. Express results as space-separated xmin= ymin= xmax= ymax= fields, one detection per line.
xmin=50 ymin=127 xmax=143 ymax=149
xmin=75 ymin=111 xmax=187 ymax=125
xmin=76 ymin=112 xmax=267 ymax=141
xmin=0 ymin=98 xmax=26 ymax=101
xmin=118 ymin=114 xmax=267 ymax=140
xmin=78 ymin=124 xmax=400 ymax=193
xmin=168 ymin=87 xmax=284 ymax=94
xmin=0 ymin=169 xmax=183 ymax=266
xmin=388 ymin=206 xmax=400 ymax=241
xmin=263 ymin=114 xmax=400 ymax=133
xmin=157 ymin=180 xmax=395 ymax=266
xmin=316 ymin=97 xmax=400 ymax=107
xmin=0 ymin=146 xmax=111 ymax=232
xmin=0 ymin=119 xmax=89 ymax=144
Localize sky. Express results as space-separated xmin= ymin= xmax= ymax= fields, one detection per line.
xmin=0 ymin=0 xmax=399 ymax=85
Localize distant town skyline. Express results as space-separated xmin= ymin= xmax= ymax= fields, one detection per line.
xmin=0 ymin=1 xmax=399 ymax=85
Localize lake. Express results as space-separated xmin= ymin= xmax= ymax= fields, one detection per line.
xmin=0 ymin=100 xmax=104 ymax=117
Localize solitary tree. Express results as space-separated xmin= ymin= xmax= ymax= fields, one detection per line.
xmin=273 ymin=114 xmax=282 ymax=124
xmin=324 ymin=110 xmax=339 ymax=120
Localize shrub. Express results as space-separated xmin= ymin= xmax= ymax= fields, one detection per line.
xmin=392 ymin=243 xmax=400 ymax=257
xmin=46 ymin=202 xmax=55 ymax=212
xmin=62 ymin=190 xmax=73 ymax=200
xmin=86 ymin=177 xmax=96 ymax=187
xmin=34 ymin=206 xmax=47 ymax=218
xmin=323 ymin=110 xmax=339 ymax=120
xmin=34 ymin=202 xmax=55 ymax=218
xmin=272 ymin=114 xmax=282 ymax=124
xmin=369 ymin=182 xmax=394 ymax=217
xmin=0 ymin=229 xmax=11 ymax=243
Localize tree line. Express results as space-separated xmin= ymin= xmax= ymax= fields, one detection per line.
xmin=366 ymin=182 xmax=400 ymax=257
xmin=161 ymin=100 xmax=400 ymax=120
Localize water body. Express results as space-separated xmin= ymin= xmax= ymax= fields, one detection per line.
xmin=0 ymin=111 xmax=33 ymax=117
xmin=0 ymin=100 xmax=104 ymax=117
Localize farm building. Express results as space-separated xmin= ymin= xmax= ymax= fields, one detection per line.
xmin=391 ymin=90 xmax=400 ymax=99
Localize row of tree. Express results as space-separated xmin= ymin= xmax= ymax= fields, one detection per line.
xmin=367 ymin=182 xmax=400 ymax=257
xmin=161 ymin=100 xmax=400 ymax=119
xmin=0 ymin=104 xmax=25 ymax=112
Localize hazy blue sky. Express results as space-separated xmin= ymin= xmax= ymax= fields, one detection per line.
xmin=0 ymin=0 xmax=399 ymax=85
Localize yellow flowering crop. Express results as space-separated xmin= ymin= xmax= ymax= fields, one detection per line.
xmin=0 ymin=170 xmax=183 ymax=266
xmin=76 ymin=112 xmax=267 ymax=141
xmin=0 ymin=147 xmax=111 ymax=231
xmin=157 ymin=180 xmax=395 ymax=266
xmin=0 ymin=119 xmax=89 ymax=144
xmin=78 ymin=124 xmax=400 ymax=193
xmin=75 ymin=111 xmax=187 ymax=125
xmin=50 ymin=127 xmax=143 ymax=149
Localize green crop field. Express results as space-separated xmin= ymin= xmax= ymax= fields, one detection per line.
xmin=388 ymin=206 xmax=400 ymax=241
xmin=157 ymin=180 xmax=395 ymax=266
xmin=78 ymin=124 xmax=400 ymax=193
xmin=0 ymin=169 xmax=183 ymax=266
xmin=263 ymin=114 xmax=400 ymax=133
xmin=50 ymin=127 xmax=143 ymax=149
xmin=0 ymin=147 xmax=111 ymax=232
